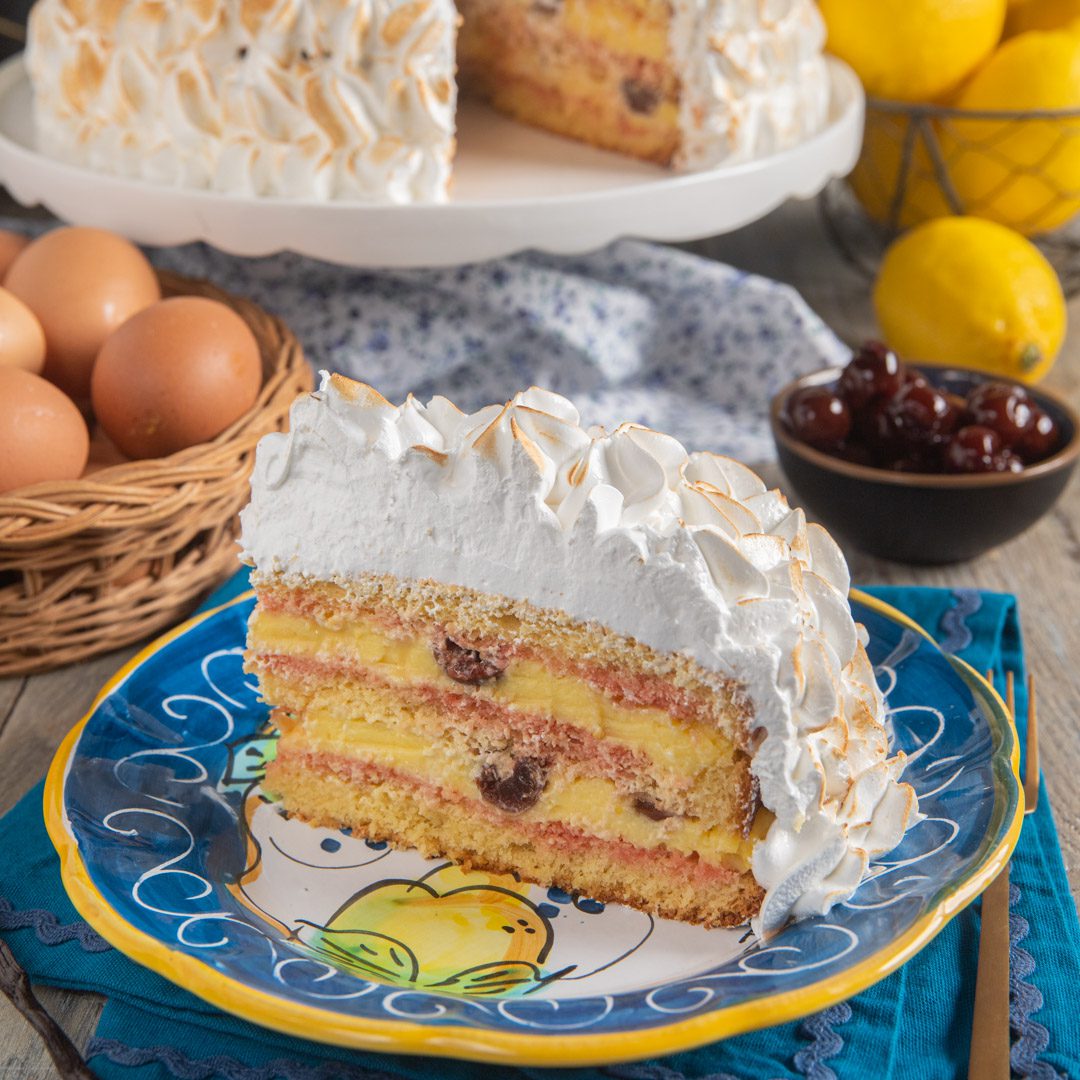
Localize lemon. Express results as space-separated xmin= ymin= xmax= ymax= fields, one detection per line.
xmin=945 ymin=30 xmax=1080 ymax=234
xmin=818 ymin=0 xmax=1007 ymax=102
xmin=848 ymin=113 xmax=954 ymax=228
xmin=873 ymin=217 xmax=1066 ymax=383
xmin=1005 ymin=0 xmax=1080 ymax=34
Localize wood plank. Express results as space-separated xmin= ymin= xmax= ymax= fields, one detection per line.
xmin=0 ymin=677 xmax=27 ymax=740
xmin=0 ymin=646 xmax=140 ymax=817
xmin=0 ymin=989 xmax=103 ymax=1079
xmin=0 ymin=649 xmax=142 ymax=1077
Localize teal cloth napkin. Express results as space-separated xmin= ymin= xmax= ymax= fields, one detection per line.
xmin=1 ymin=573 xmax=1078 ymax=1080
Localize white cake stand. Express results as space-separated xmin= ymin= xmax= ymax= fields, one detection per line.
xmin=0 ymin=54 xmax=863 ymax=268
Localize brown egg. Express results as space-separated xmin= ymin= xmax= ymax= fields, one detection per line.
xmin=0 ymin=369 xmax=90 ymax=494
xmin=91 ymin=296 xmax=263 ymax=459
xmin=0 ymin=288 xmax=46 ymax=373
xmin=83 ymin=425 xmax=130 ymax=475
xmin=0 ymin=230 xmax=30 ymax=279
xmin=5 ymin=226 xmax=160 ymax=400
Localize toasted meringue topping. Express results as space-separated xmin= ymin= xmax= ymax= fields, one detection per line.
xmin=240 ymin=374 xmax=919 ymax=933
xmin=671 ymin=0 xmax=831 ymax=169
xmin=27 ymin=0 xmax=457 ymax=202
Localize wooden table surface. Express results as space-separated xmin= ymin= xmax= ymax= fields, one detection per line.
xmin=2 ymin=196 xmax=1078 ymax=1077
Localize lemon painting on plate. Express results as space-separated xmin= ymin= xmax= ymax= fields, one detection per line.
xmin=296 ymin=864 xmax=568 ymax=996
xmin=222 ymin=731 xmax=660 ymax=1000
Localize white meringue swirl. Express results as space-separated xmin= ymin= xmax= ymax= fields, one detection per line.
xmin=240 ymin=374 xmax=919 ymax=934
xmin=27 ymin=0 xmax=457 ymax=203
xmin=671 ymin=0 xmax=831 ymax=169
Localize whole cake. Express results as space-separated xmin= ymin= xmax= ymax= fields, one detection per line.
xmin=240 ymin=374 xmax=919 ymax=934
xmin=26 ymin=0 xmax=831 ymax=203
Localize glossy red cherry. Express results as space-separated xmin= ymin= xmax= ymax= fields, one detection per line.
xmin=1013 ymin=407 xmax=1060 ymax=463
xmin=966 ymin=382 xmax=1034 ymax=448
xmin=787 ymin=386 xmax=852 ymax=450
xmin=839 ymin=341 xmax=906 ymax=410
xmin=943 ymin=425 xmax=1001 ymax=473
xmin=994 ymin=450 xmax=1025 ymax=473
xmin=854 ymin=396 xmax=901 ymax=461
xmin=885 ymin=378 xmax=960 ymax=450
xmin=903 ymin=369 xmax=931 ymax=392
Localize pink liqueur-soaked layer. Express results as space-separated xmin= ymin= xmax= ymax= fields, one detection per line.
xmin=255 ymin=649 xmax=655 ymax=782
xmin=271 ymin=743 xmax=749 ymax=894
xmin=257 ymin=587 xmax=738 ymax=734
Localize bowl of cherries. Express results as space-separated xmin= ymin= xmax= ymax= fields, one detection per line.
xmin=771 ymin=343 xmax=1079 ymax=563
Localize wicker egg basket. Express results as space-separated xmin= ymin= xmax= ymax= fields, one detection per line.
xmin=0 ymin=271 xmax=313 ymax=677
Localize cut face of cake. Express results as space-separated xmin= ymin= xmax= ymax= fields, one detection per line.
xmin=240 ymin=375 xmax=919 ymax=935
xmin=455 ymin=0 xmax=831 ymax=169
xmin=26 ymin=0 xmax=830 ymax=202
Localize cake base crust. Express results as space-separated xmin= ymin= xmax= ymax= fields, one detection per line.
xmin=267 ymin=750 xmax=764 ymax=929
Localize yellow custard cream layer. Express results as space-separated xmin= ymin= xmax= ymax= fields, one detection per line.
xmin=561 ymin=0 xmax=671 ymax=61
xmin=288 ymin=707 xmax=761 ymax=869
xmin=456 ymin=0 xmax=680 ymax=164
xmin=249 ymin=610 xmax=739 ymax=778
xmin=458 ymin=0 xmax=673 ymax=64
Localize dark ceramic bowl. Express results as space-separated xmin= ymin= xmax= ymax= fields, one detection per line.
xmin=770 ymin=365 xmax=1080 ymax=564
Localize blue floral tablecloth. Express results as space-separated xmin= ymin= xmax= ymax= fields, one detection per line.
xmin=151 ymin=238 xmax=848 ymax=464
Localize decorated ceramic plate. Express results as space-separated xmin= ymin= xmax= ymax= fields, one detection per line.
xmin=45 ymin=589 xmax=1021 ymax=1067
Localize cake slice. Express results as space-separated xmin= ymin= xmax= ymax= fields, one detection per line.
xmin=240 ymin=375 xmax=918 ymax=934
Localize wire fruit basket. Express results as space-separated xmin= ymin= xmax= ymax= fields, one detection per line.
xmin=821 ymin=97 xmax=1080 ymax=294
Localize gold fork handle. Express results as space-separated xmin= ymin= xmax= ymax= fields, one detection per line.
xmin=968 ymin=863 xmax=1012 ymax=1080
